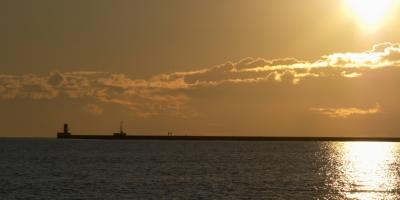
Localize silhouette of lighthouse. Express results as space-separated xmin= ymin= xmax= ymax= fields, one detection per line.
xmin=57 ymin=123 xmax=71 ymax=138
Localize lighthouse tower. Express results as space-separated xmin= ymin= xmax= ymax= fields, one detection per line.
xmin=57 ymin=123 xmax=72 ymax=138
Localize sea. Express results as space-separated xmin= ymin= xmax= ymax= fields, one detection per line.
xmin=1 ymin=139 xmax=400 ymax=199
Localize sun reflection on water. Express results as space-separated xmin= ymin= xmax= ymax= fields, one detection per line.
xmin=335 ymin=142 xmax=399 ymax=199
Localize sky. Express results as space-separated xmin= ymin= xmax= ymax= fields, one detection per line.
xmin=1 ymin=0 xmax=400 ymax=137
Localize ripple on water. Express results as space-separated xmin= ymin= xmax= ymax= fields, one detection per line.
xmin=1 ymin=139 xmax=400 ymax=199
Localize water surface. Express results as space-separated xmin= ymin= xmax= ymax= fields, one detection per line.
xmin=1 ymin=139 xmax=400 ymax=199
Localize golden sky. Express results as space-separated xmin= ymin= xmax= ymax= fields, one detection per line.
xmin=1 ymin=0 xmax=400 ymax=137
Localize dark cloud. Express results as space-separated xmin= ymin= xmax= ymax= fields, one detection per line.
xmin=47 ymin=71 xmax=65 ymax=87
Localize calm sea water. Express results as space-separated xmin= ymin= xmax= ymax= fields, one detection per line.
xmin=1 ymin=139 xmax=400 ymax=199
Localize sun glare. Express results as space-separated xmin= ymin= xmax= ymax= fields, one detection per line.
xmin=339 ymin=142 xmax=398 ymax=199
xmin=345 ymin=0 xmax=395 ymax=31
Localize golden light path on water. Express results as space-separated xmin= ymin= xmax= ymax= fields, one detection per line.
xmin=334 ymin=142 xmax=400 ymax=199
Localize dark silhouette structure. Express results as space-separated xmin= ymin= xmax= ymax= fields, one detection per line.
xmin=56 ymin=123 xmax=400 ymax=142
xmin=57 ymin=123 xmax=71 ymax=137
xmin=113 ymin=121 xmax=127 ymax=137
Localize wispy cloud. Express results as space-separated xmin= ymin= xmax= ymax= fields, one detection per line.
xmin=83 ymin=104 xmax=104 ymax=115
xmin=311 ymin=104 xmax=381 ymax=118
xmin=0 ymin=43 xmax=399 ymax=117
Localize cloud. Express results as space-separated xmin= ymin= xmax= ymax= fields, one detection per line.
xmin=84 ymin=104 xmax=104 ymax=115
xmin=0 ymin=71 xmax=190 ymax=117
xmin=47 ymin=71 xmax=65 ymax=86
xmin=319 ymin=42 xmax=400 ymax=68
xmin=341 ymin=71 xmax=362 ymax=78
xmin=1 ymin=42 xmax=400 ymax=119
xmin=311 ymin=104 xmax=381 ymax=118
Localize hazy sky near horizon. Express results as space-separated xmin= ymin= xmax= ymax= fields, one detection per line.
xmin=1 ymin=0 xmax=400 ymax=137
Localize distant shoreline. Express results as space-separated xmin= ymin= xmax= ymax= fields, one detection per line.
xmin=56 ymin=134 xmax=400 ymax=142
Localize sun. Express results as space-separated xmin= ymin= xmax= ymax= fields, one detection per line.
xmin=345 ymin=0 xmax=395 ymax=30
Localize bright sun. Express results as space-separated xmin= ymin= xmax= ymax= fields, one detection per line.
xmin=345 ymin=0 xmax=395 ymax=30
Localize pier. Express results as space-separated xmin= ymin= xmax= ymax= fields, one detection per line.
xmin=57 ymin=124 xmax=400 ymax=142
